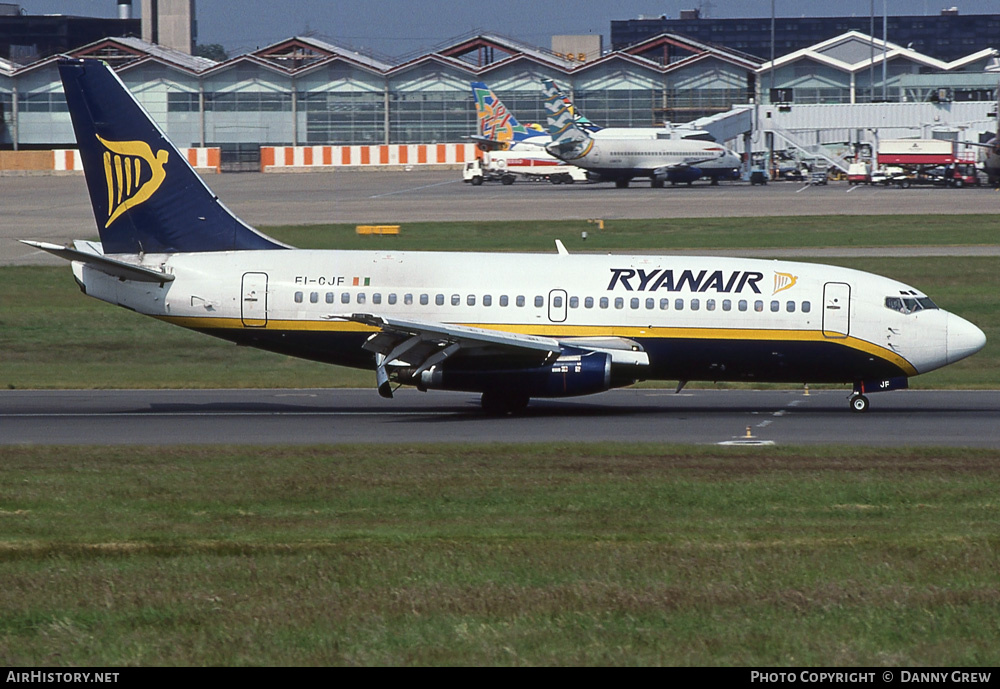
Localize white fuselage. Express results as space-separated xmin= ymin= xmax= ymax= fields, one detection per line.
xmin=71 ymin=248 xmax=985 ymax=386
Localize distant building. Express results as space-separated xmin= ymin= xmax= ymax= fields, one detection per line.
xmin=612 ymin=9 xmax=1000 ymax=63
xmin=0 ymin=3 xmax=138 ymax=63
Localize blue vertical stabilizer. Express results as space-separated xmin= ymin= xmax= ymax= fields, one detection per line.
xmin=58 ymin=58 xmax=288 ymax=254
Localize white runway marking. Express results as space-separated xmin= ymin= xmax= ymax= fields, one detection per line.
xmin=368 ymin=179 xmax=461 ymax=198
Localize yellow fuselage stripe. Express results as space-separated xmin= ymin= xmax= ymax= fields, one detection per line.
xmin=160 ymin=315 xmax=918 ymax=376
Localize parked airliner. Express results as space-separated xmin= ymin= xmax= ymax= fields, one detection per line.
xmin=541 ymin=79 xmax=741 ymax=187
xmin=470 ymin=81 xmax=711 ymax=153
xmin=23 ymin=59 xmax=986 ymax=414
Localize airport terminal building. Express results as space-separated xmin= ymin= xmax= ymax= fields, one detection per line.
xmin=1 ymin=22 xmax=998 ymax=166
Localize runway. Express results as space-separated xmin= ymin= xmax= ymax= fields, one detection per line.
xmin=3 ymin=388 xmax=998 ymax=447
xmin=6 ymin=169 xmax=1000 ymax=265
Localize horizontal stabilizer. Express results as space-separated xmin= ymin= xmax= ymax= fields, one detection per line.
xmin=19 ymin=240 xmax=175 ymax=284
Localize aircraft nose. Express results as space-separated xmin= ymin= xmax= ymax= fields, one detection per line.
xmin=947 ymin=313 xmax=986 ymax=364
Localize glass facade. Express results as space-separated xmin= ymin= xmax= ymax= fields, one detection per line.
xmin=301 ymin=91 xmax=385 ymax=144
xmin=388 ymin=91 xmax=474 ymax=144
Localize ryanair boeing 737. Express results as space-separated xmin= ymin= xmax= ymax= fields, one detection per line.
xmin=22 ymin=59 xmax=986 ymax=413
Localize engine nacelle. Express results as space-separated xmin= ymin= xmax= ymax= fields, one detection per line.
xmin=419 ymin=350 xmax=616 ymax=398
xmin=663 ymin=166 xmax=702 ymax=184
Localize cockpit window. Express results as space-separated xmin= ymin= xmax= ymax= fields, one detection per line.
xmin=885 ymin=296 xmax=938 ymax=314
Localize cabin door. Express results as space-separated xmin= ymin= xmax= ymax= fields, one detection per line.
xmin=548 ymin=289 xmax=568 ymax=323
xmin=822 ymin=282 xmax=851 ymax=338
xmin=241 ymin=272 xmax=268 ymax=327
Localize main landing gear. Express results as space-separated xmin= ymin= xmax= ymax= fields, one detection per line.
xmin=480 ymin=390 xmax=530 ymax=415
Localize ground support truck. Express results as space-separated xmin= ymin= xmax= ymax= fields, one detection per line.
xmin=463 ymin=151 xmax=589 ymax=186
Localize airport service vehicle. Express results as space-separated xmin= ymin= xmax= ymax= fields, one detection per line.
xmin=541 ymin=80 xmax=741 ymax=188
xmin=23 ymin=59 xmax=986 ymax=414
xmin=847 ymin=163 xmax=870 ymax=185
xmin=876 ymin=139 xmax=979 ymax=188
xmin=462 ymin=153 xmax=588 ymax=186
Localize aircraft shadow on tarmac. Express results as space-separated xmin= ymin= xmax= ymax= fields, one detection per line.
xmin=140 ymin=397 xmax=996 ymax=420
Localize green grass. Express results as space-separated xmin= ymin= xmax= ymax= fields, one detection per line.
xmin=259 ymin=214 xmax=1000 ymax=252
xmin=1 ymin=444 xmax=997 ymax=666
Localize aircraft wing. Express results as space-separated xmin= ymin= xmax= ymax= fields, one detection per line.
xmin=333 ymin=313 xmax=563 ymax=397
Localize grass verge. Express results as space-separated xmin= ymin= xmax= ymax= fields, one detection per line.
xmin=1 ymin=443 xmax=997 ymax=666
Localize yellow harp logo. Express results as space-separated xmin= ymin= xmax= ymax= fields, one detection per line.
xmin=97 ymin=135 xmax=169 ymax=228
xmin=773 ymin=271 xmax=798 ymax=295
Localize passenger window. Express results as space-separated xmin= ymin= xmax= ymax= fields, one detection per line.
xmin=738 ymin=300 xmax=748 ymax=312
xmin=388 ymin=293 xmax=397 ymax=305
xmin=483 ymin=295 xmax=492 ymax=307
xmin=467 ymin=295 xmax=476 ymax=306
xmin=802 ymin=301 xmax=811 ymax=313
xmin=770 ymin=300 xmax=779 ymax=312
xmin=754 ymin=300 xmax=764 ymax=312
xmin=706 ymin=299 xmax=715 ymax=311
xmin=357 ymin=293 xmax=366 ymax=304
xmin=451 ymin=294 xmax=460 ymax=306
xmin=534 ymin=296 xmax=544 ymax=308
xmin=569 ymin=296 xmax=579 ymax=308
xmin=516 ymin=296 xmax=525 ymax=307
xmin=615 ymin=297 xmax=624 ymax=309
xmin=553 ymin=295 xmax=563 ymax=308
xmin=630 ymin=297 xmax=639 ymax=309
xmin=600 ymin=297 xmax=609 ymax=309
xmin=786 ymin=301 xmax=795 ymax=313
xmin=691 ymin=298 xmax=700 ymax=311
xmin=435 ymin=294 xmax=444 ymax=306
xmin=722 ymin=299 xmax=731 ymax=311
xmin=585 ymin=297 xmax=594 ymax=308
xmin=500 ymin=295 xmax=509 ymax=307
xmin=645 ymin=298 xmax=654 ymax=310
xmin=675 ymin=298 xmax=684 ymax=311
xmin=404 ymin=293 xmax=413 ymax=306
xmin=340 ymin=293 xmax=349 ymax=304
xmin=372 ymin=293 xmax=381 ymax=305
xmin=420 ymin=294 xmax=429 ymax=306
xmin=294 ymin=291 xmax=303 ymax=303
xmin=660 ymin=298 xmax=669 ymax=310
xmin=326 ymin=292 xmax=335 ymax=304
xmin=310 ymin=292 xmax=319 ymax=304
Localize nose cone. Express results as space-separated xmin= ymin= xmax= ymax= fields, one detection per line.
xmin=947 ymin=313 xmax=987 ymax=364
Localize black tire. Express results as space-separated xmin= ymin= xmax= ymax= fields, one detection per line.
xmin=615 ymin=179 xmax=630 ymax=188
xmin=481 ymin=390 xmax=530 ymax=415
xmin=501 ymin=175 xmax=515 ymax=186
xmin=850 ymin=395 xmax=870 ymax=413
xmin=470 ymin=176 xmax=483 ymax=186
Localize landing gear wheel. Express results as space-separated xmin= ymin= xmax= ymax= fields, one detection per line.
xmin=615 ymin=179 xmax=630 ymax=188
xmin=481 ymin=390 xmax=530 ymax=415
xmin=850 ymin=394 xmax=870 ymax=413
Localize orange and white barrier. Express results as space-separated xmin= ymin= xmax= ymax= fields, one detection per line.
xmin=50 ymin=147 xmax=221 ymax=173
xmin=260 ymin=143 xmax=478 ymax=172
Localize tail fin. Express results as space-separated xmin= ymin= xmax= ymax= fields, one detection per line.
xmin=59 ymin=58 xmax=287 ymax=254
xmin=542 ymin=79 xmax=591 ymax=158
xmin=470 ymin=81 xmax=543 ymax=148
